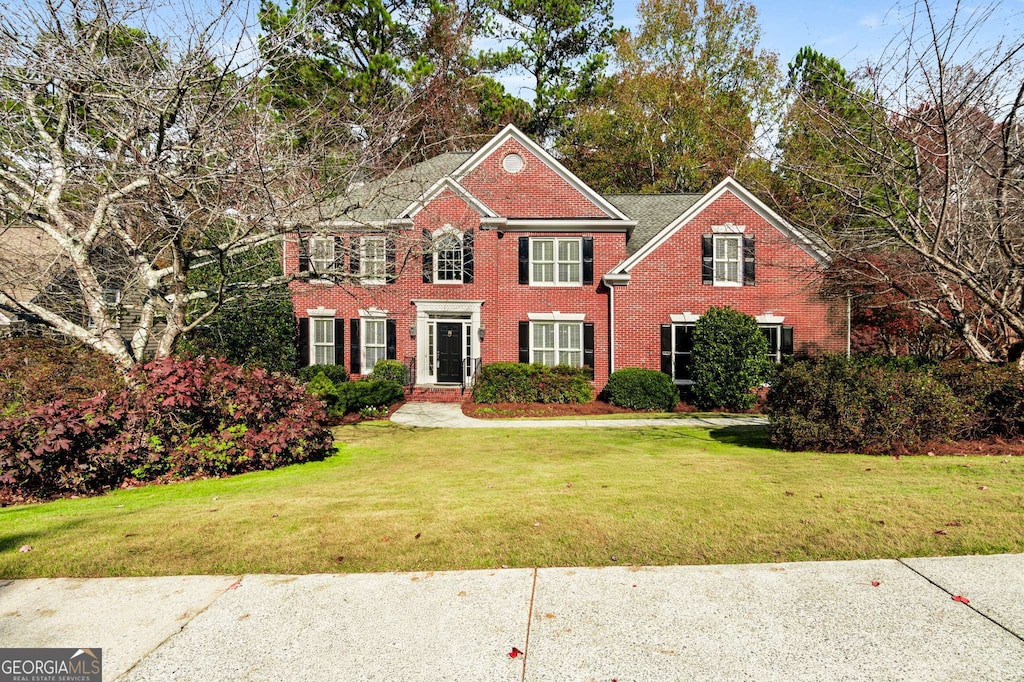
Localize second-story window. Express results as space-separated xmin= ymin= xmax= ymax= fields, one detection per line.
xmin=309 ymin=236 xmax=334 ymax=277
xmin=361 ymin=236 xmax=387 ymax=284
xmin=435 ymin=233 xmax=463 ymax=283
xmin=531 ymin=238 xmax=581 ymax=286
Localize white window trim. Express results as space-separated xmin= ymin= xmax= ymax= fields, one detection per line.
xmin=670 ymin=322 xmax=697 ymax=386
xmin=360 ymin=235 xmax=387 ymax=285
xmin=361 ymin=317 xmax=387 ymax=373
xmin=433 ymin=226 xmax=463 ymax=285
xmin=529 ymin=237 xmax=583 ymax=287
xmin=310 ymin=315 xmax=336 ymax=366
xmin=308 ymin=236 xmax=335 ymax=279
xmin=529 ymin=320 xmax=584 ymax=367
xmin=713 ymin=234 xmax=743 ymax=287
xmin=527 ymin=311 xmax=585 ymax=321
xmin=760 ymin=323 xmax=784 ymax=364
xmin=712 ymin=222 xmax=746 ymax=234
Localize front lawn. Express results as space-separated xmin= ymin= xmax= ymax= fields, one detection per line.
xmin=2 ymin=423 xmax=1022 ymax=578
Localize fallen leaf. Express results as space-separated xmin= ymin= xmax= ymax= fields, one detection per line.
xmin=953 ymin=595 xmax=970 ymax=605
xmin=566 ymin=482 xmax=572 ymax=488
xmin=632 ymin=584 xmax=637 ymax=588
xmin=865 ymin=468 xmax=872 ymax=472
xmin=271 ymin=514 xmax=279 ymax=518
xmin=877 ymin=520 xmax=886 ymax=526
xmin=610 ymin=555 xmax=618 ymax=562
xmin=871 ymin=581 xmax=880 ymax=587
xmin=533 ymin=522 xmax=540 ymax=527
xmin=945 ymin=521 xmax=962 ymax=527
xmin=509 ymin=647 xmax=523 ymax=659
xmin=815 ymin=493 xmax=823 ymax=499
xmin=381 ymin=536 xmax=390 ymax=542
xmin=228 ymin=580 xmax=242 ymax=590
xmin=18 ymin=545 xmax=31 ymax=553
xmin=784 ymin=491 xmax=794 ymax=496
xmin=415 ymin=532 xmax=421 ymax=539
xmin=336 ymin=556 xmax=344 ymax=562
xmin=979 ymin=485 xmax=989 ymax=490
xmin=934 ymin=529 xmax=948 ymax=535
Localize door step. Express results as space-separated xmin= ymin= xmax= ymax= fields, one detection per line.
xmin=406 ymin=386 xmax=466 ymax=403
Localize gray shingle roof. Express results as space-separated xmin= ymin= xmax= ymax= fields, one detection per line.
xmin=310 ymin=152 xmax=473 ymax=224
xmin=604 ymin=194 xmax=702 ymax=254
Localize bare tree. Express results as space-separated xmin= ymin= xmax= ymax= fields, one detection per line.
xmin=776 ymin=0 xmax=1024 ymax=363
xmin=0 ymin=0 xmax=414 ymax=372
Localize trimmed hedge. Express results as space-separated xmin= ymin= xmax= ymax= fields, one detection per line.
xmin=298 ymin=364 xmax=349 ymax=385
xmin=767 ymin=355 xmax=967 ymax=452
xmin=307 ymin=373 xmax=405 ymax=418
xmin=371 ymin=359 xmax=407 ymax=385
xmin=692 ymin=306 xmax=775 ymax=410
xmin=472 ymin=362 xmax=592 ymax=404
xmin=603 ymin=368 xmax=678 ymax=411
xmin=0 ymin=357 xmax=333 ymax=500
xmin=933 ymin=362 xmax=1024 ymax=440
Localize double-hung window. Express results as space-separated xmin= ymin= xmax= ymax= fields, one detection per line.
xmin=434 ymin=233 xmax=463 ymax=283
xmin=312 ymin=317 xmax=335 ymax=365
xmin=531 ymin=238 xmax=581 ymax=286
xmin=671 ymin=324 xmax=695 ymax=382
xmin=531 ymin=322 xmax=582 ymax=367
xmin=309 ymin=236 xmax=334 ymax=277
xmin=714 ymin=234 xmax=742 ymax=285
xmin=361 ymin=236 xmax=387 ymax=284
xmin=363 ymin=318 xmax=387 ymax=371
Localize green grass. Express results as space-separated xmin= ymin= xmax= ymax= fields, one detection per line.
xmin=536 ymin=412 xmax=744 ymax=420
xmin=2 ymin=423 xmax=1022 ymax=578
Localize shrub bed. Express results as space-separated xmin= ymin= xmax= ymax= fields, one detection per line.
xmin=472 ymin=362 xmax=592 ymax=404
xmin=603 ymin=368 xmax=678 ymax=411
xmin=0 ymin=337 xmax=122 ymax=416
xmin=768 ymin=355 xmax=973 ymax=452
xmin=305 ymin=372 xmax=405 ymax=420
xmin=370 ymin=359 xmax=407 ymax=385
xmin=0 ymin=357 xmax=333 ymax=501
xmin=297 ymin=364 xmax=349 ymax=384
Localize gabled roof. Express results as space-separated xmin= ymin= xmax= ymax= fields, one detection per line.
xmin=451 ymin=125 xmax=632 ymax=222
xmin=398 ymin=176 xmax=497 ymax=219
xmin=604 ymin=194 xmax=703 ymax=255
xmin=309 ymin=152 xmax=473 ymax=224
xmin=609 ymin=177 xmax=831 ymax=276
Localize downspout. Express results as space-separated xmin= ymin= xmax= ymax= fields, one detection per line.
xmin=609 ymin=284 xmax=615 ymax=375
xmin=846 ymin=292 xmax=852 ymax=358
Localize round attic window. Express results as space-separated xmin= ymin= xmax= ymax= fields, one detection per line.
xmin=502 ymin=153 xmax=524 ymax=173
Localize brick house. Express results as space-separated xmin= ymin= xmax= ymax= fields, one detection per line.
xmin=286 ymin=125 xmax=846 ymax=397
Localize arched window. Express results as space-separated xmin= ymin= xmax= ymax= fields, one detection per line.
xmin=435 ymin=232 xmax=463 ymax=283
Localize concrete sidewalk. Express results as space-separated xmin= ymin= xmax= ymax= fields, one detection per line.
xmin=391 ymin=402 xmax=769 ymax=428
xmin=2 ymin=555 xmax=1023 ymax=681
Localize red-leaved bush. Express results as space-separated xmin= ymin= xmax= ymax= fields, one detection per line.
xmin=0 ymin=357 xmax=333 ymax=501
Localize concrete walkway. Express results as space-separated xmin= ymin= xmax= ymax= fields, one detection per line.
xmin=391 ymin=401 xmax=769 ymax=428
xmin=2 ymin=555 xmax=1023 ymax=681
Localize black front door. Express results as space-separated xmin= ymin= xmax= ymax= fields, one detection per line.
xmin=437 ymin=322 xmax=463 ymax=383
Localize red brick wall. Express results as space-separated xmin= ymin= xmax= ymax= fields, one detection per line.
xmin=612 ymin=190 xmax=846 ymax=373
xmin=458 ymin=139 xmax=611 ymax=219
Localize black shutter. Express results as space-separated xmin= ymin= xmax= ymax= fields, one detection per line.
xmin=782 ymin=326 xmax=794 ymax=356
xmin=349 ymin=237 xmax=360 ymax=274
xmin=386 ymin=237 xmax=396 ymax=283
xmin=660 ymin=324 xmax=673 ymax=375
xmin=518 ymin=321 xmax=530 ymax=363
xmin=297 ymin=317 xmax=309 ymax=368
xmin=386 ymin=319 xmax=397 ymax=360
xmin=463 ymin=229 xmax=474 ymax=283
xmin=743 ymin=235 xmax=755 ymax=285
xmin=298 ymin=236 xmax=310 ymax=275
xmin=583 ymin=322 xmax=595 ymax=379
xmin=422 ymin=229 xmax=432 ymax=283
xmin=701 ymin=235 xmax=713 ymax=285
xmin=334 ymin=318 xmax=345 ymax=367
xmin=518 ymin=237 xmax=529 ymax=284
xmin=333 ymin=236 xmax=344 ymax=279
xmin=582 ymin=236 xmax=594 ymax=285
xmin=350 ymin=318 xmax=361 ymax=374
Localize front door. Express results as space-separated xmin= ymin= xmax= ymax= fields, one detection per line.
xmin=436 ymin=322 xmax=463 ymax=384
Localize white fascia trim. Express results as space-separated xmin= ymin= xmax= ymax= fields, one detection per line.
xmin=412 ymin=299 xmax=485 ymax=313
xmin=399 ymin=177 xmax=497 ymax=219
xmin=756 ymin=314 xmax=786 ymax=325
xmin=670 ymin=313 xmax=701 ymax=323
xmin=610 ymin=177 xmax=831 ymax=275
xmin=602 ymin=273 xmax=631 ymax=286
xmin=503 ymin=219 xmax=636 ymax=232
xmin=307 ymin=307 xmax=336 ymax=317
xmin=528 ymin=311 xmax=586 ymax=321
xmin=318 ymin=218 xmax=414 ymax=229
xmin=358 ymin=307 xmax=389 ymax=318
xmin=451 ymin=124 xmax=633 ymax=222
